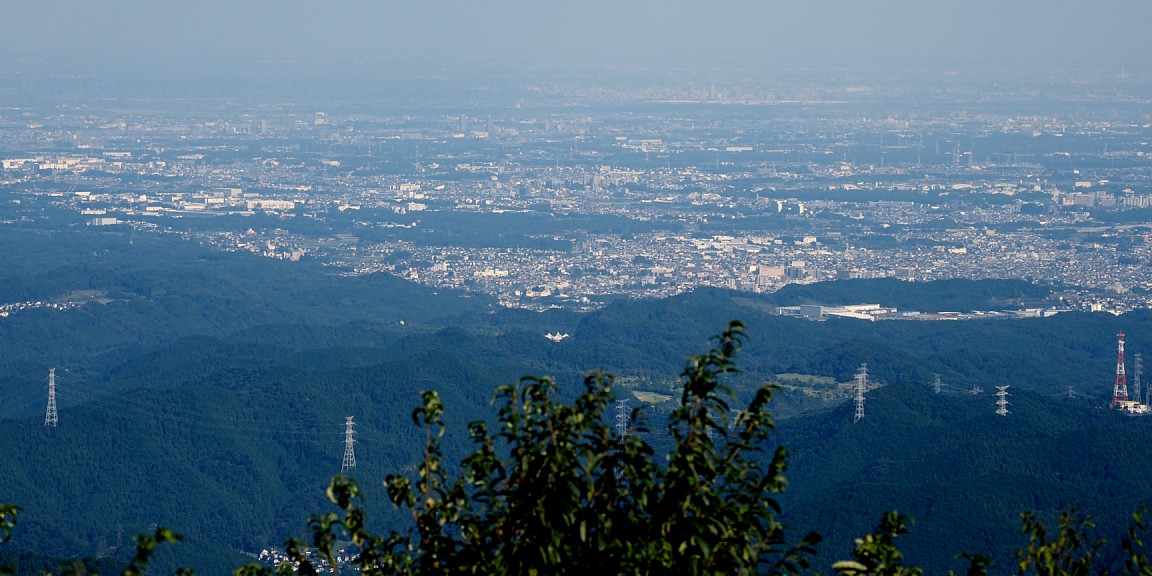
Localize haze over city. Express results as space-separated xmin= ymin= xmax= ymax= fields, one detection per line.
xmin=3 ymin=0 xmax=1150 ymax=77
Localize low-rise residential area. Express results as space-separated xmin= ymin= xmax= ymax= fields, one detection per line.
xmin=3 ymin=69 xmax=1151 ymax=313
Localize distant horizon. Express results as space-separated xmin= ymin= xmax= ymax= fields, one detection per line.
xmin=2 ymin=0 xmax=1150 ymax=83
xmin=1 ymin=58 xmax=1147 ymax=102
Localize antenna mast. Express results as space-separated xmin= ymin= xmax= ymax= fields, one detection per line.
xmin=45 ymin=368 xmax=58 ymax=427
xmin=854 ymin=363 xmax=868 ymax=423
xmin=341 ymin=416 xmax=357 ymax=472
xmin=1113 ymin=331 xmax=1129 ymax=407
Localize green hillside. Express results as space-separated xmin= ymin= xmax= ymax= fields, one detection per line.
xmin=779 ymin=382 xmax=1152 ymax=573
xmin=3 ymin=229 xmax=1152 ymax=572
xmin=766 ymin=277 xmax=1052 ymax=312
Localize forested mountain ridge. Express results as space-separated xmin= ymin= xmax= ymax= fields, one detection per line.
xmin=2 ymin=228 xmax=1151 ymax=573
xmin=0 ymin=227 xmax=492 ymax=416
xmin=779 ymin=381 xmax=1152 ymax=572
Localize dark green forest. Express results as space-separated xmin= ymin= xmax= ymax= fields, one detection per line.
xmin=1 ymin=227 xmax=1151 ymax=574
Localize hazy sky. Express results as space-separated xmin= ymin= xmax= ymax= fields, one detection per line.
xmin=2 ymin=0 xmax=1150 ymax=75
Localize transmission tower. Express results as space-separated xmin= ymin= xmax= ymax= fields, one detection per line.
xmin=1113 ymin=331 xmax=1129 ymax=407
xmin=853 ymin=363 xmax=868 ymax=423
xmin=44 ymin=368 xmax=59 ymax=427
xmin=1135 ymin=353 xmax=1143 ymax=405
xmin=341 ymin=416 xmax=356 ymax=472
xmin=1066 ymin=386 xmax=1076 ymax=399
xmin=995 ymin=385 xmax=1010 ymax=416
xmin=932 ymin=374 xmax=942 ymax=394
xmin=615 ymin=400 xmax=629 ymax=438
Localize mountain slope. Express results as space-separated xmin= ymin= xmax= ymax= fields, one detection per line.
xmin=777 ymin=381 xmax=1152 ymax=573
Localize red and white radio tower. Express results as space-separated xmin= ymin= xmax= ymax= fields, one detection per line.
xmin=1113 ymin=331 xmax=1129 ymax=408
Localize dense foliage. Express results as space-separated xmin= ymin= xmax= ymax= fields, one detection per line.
xmin=256 ymin=321 xmax=820 ymax=575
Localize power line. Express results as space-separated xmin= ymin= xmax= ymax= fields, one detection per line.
xmin=1135 ymin=353 xmax=1143 ymax=405
xmin=728 ymin=409 xmax=742 ymax=433
xmin=615 ymin=400 xmax=629 ymax=438
xmin=45 ymin=368 xmax=58 ymax=428
xmin=341 ymin=416 xmax=357 ymax=473
xmin=853 ymin=363 xmax=867 ymax=423
xmin=30 ymin=383 xmax=381 ymax=460
xmin=995 ymin=386 xmax=1011 ymax=416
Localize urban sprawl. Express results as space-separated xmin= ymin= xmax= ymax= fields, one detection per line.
xmin=2 ymin=70 xmax=1152 ymax=314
